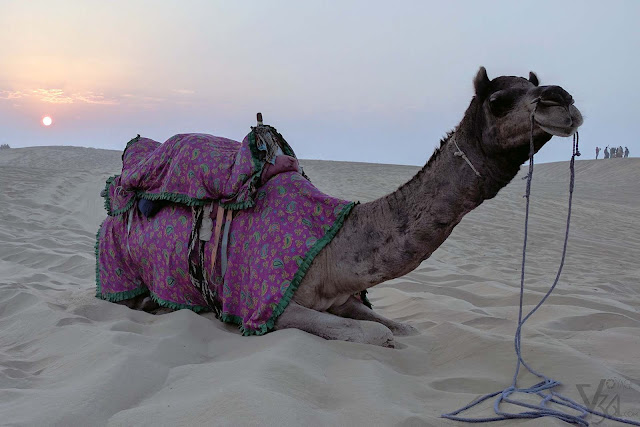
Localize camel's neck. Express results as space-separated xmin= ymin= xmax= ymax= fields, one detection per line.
xmin=323 ymin=110 xmax=524 ymax=295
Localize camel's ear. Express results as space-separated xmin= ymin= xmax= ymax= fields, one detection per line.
xmin=529 ymin=72 xmax=539 ymax=87
xmin=474 ymin=67 xmax=490 ymax=98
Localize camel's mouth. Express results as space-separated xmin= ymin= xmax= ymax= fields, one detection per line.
xmin=536 ymin=123 xmax=579 ymax=137
xmin=534 ymin=103 xmax=583 ymax=137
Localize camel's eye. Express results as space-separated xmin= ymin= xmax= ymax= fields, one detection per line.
xmin=488 ymin=90 xmax=518 ymax=117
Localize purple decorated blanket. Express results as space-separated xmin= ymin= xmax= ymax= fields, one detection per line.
xmin=95 ymin=129 xmax=359 ymax=335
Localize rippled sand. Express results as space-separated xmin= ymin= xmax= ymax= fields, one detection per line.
xmin=1 ymin=146 xmax=638 ymax=426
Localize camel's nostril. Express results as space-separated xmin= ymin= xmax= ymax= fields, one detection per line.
xmin=540 ymin=86 xmax=574 ymax=107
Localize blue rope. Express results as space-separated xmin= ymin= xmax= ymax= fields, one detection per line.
xmin=441 ymin=107 xmax=640 ymax=426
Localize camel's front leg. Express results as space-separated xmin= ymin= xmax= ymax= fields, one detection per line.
xmin=275 ymin=302 xmax=395 ymax=347
xmin=328 ymin=296 xmax=419 ymax=337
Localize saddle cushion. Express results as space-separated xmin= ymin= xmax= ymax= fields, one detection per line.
xmin=103 ymin=131 xmax=299 ymax=216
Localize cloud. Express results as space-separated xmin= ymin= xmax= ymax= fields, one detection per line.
xmin=3 ymin=87 xmax=169 ymax=108
xmin=0 ymin=90 xmax=26 ymax=100
xmin=73 ymin=92 xmax=119 ymax=105
xmin=32 ymin=89 xmax=74 ymax=103
xmin=30 ymin=89 xmax=118 ymax=105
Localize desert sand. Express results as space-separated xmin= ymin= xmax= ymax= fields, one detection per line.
xmin=1 ymin=146 xmax=638 ymax=426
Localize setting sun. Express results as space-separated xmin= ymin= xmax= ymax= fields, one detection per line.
xmin=42 ymin=116 xmax=52 ymax=126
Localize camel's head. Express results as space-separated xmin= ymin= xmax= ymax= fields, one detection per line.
xmin=472 ymin=67 xmax=583 ymax=155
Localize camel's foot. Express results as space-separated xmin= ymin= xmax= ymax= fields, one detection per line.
xmin=114 ymin=294 xmax=174 ymax=314
xmin=359 ymin=321 xmax=395 ymax=348
xmin=138 ymin=296 xmax=159 ymax=312
xmin=387 ymin=321 xmax=419 ymax=337
xmin=114 ymin=294 xmax=145 ymax=310
xmin=329 ymin=296 xmax=419 ymax=337
xmin=275 ymin=302 xmax=395 ymax=348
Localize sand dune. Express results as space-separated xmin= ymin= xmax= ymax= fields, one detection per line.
xmin=1 ymin=147 xmax=638 ymax=426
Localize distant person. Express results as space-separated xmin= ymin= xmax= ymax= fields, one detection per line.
xmin=624 ymin=146 xmax=629 ymax=158
xmin=604 ymin=147 xmax=610 ymax=159
xmin=618 ymin=146 xmax=624 ymax=158
xmin=595 ymin=146 xmax=600 ymax=159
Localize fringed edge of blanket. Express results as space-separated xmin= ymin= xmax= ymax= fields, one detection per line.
xmin=137 ymin=191 xmax=210 ymax=207
xmin=103 ymin=184 xmax=218 ymax=217
xmin=103 ymin=187 xmax=257 ymax=216
xmin=94 ymin=221 xmax=104 ymax=295
xmin=225 ymin=200 xmax=359 ymax=336
xmin=102 ymin=175 xmax=138 ymax=216
xmin=94 ymin=221 xmax=209 ymax=313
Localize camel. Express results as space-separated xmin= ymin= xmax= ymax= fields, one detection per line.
xmin=114 ymin=67 xmax=583 ymax=347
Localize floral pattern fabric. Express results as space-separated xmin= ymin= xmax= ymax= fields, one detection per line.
xmin=96 ymin=171 xmax=356 ymax=335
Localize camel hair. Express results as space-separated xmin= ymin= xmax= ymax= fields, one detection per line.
xmin=121 ymin=67 xmax=584 ymax=347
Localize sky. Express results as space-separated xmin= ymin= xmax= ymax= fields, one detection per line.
xmin=1 ymin=0 xmax=638 ymax=165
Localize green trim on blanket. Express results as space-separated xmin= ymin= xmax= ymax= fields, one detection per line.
xmin=103 ymin=186 xmax=218 ymax=216
xmin=101 ymin=175 xmax=115 ymax=215
xmin=101 ymin=134 xmax=140 ymax=216
xmin=135 ymin=187 xmax=255 ymax=211
xmin=137 ymin=191 xmax=210 ymax=206
xmin=96 ymin=286 xmax=149 ymax=302
xmin=94 ymin=221 xmax=104 ymax=297
xmin=219 ymin=313 xmax=245 ymax=328
xmin=102 ymin=174 xmax=138 ymax=217
xmin=109 ymin=196 xmax=137 ymax=217
xmin=96 ymin=284 xmax=209 ymax=313
xmin=218 ymin=199 xmax=255 ymax=210
xmin=230 ymin=200 xmax=359 ymax=336
xmin=96 ymin=285 xmax=209 ymax=313
xmin=147 ymin=292 xmax=209 ymax=313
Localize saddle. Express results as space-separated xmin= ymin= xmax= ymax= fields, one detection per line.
xmin=96 ymin=118 xmax=368 ymax=334
xmin=102 ymin=122 xmax=304 ymax=217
